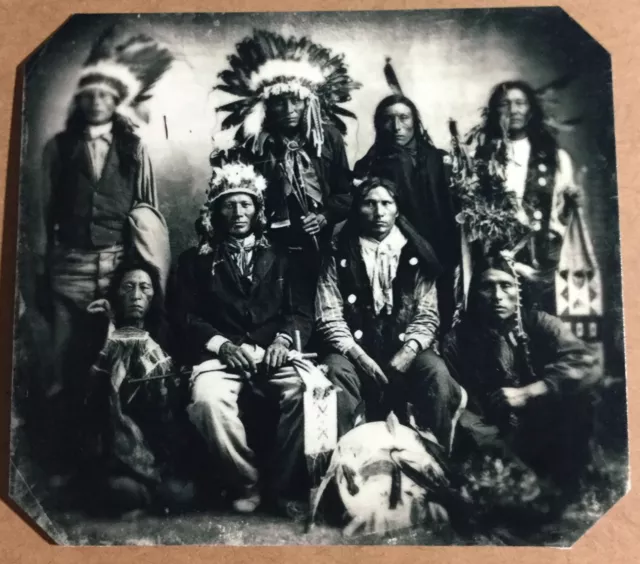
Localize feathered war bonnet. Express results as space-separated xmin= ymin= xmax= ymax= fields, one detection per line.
xmin=195 ymin=130 xmax=268 ymax=255
xmin=214 ymin=29 xmax=361 ymax=156
xmin=75 ymin=25 xmax=173 ymax=124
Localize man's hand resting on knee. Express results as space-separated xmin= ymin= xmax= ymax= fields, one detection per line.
xmin=263 ymin=334 xmax=291 ymax=371
xmin=219 ymin=342 xmax=258 ymax=375
xmin=347 ymin=346 xmax=389 ymax=387
xmin=388 ymin=340 xmax=420 ymax=374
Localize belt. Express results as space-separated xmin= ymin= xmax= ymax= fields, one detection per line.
xmin=53 ymin=243 xmax=125 ymax=255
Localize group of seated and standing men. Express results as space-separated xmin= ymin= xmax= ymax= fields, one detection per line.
xmin=32 ymin=28 xmax=599 ymax=517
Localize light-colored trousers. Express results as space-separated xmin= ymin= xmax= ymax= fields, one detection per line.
xmin=188 ymin=369 xmax=306 ymax=497
xmin=50 ymin=245 xmax=125 ymax=396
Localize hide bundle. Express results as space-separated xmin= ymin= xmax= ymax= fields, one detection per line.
xmin=309 ymin=413 xmax=455 ymax=536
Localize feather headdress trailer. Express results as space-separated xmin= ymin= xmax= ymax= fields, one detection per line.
xmin=215 ymin=29 xmax=361 ymax=154
xmin=76 ymin=25 xmax=174 ymax=123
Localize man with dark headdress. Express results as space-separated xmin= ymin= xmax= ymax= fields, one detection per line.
xmin=172 ymin=159 xmax=313 ymax=514
xmin=213 ymin=30 xmax=359 ymax=282
xmin=315 ymin=176 xmax=467 ymax=453
xmin=354 ymin=82 xmax=459 ymax=333
xmin=466 ymin=80 xmax=584 ymax=312
xmin=442 ymin=252 xmax=599 ymax=493
xmin=85 ymin=260 xmax=192 ymax=515
xmin=32 ymin=26 xmax=173 ymax=441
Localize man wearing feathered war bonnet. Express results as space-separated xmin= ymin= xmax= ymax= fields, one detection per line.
xmin=468 ymin=80 xmax=584 ymax=311
xmin=315 ymin=177 xmax=467 ymax=454
xmin=213 ymin=30 xmax=359 ymax=281
xmin=32 ymin=25 xmax=173 ymax=464
xmin=441 ymin=252 xmax=599 ymax=492
xmin=172 ymin=161 xmax=313 ymax=514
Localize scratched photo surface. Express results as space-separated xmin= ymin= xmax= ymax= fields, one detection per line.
xmin=10 ymin=9 xmax=627 ymax=546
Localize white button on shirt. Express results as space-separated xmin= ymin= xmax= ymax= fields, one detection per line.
xmin=504 ymin=137 xmax=576 ymax=237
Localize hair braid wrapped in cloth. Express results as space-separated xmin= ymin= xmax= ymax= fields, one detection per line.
xmin=214 ymin=29 xmax=361 ymax=155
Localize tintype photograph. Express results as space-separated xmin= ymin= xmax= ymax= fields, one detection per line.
xmin=9 ymin=8 xmax=628 ymax=546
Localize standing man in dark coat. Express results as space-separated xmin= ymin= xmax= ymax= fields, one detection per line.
xmin=32 ymin=27 xmax=172 ymax=466
xmin=354 ymin=94 xmax=459 ymax=333
xmin=213 ymin=30 xmax=360 ymax=282
xmin=172 ymin=159 xmax=313 ymax=514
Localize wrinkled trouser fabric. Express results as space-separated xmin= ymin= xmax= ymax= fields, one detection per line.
xmin=50 ymin=245 xmax=125 ymax=396
xmin=323 ymin=349 xmax=466 ymax=453
xmin=188 ymin=370 xmax=306 ymax=498
xmin=41 ymin=246 xmax=124 ymax=470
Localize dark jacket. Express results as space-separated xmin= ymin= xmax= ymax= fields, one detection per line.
xmin=442 ymin=310 xmax=597 ymax=418
xmin=443 ymin=309 xmax=599 ymax=485
xmin=249 ymin=124 xmax=352 ymax=250
xmin=171 ymin=242 xmax=313 ymax=366
xmin=51 ymin=130 xmax=137 ymax=249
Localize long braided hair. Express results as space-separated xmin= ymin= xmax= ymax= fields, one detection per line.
xmin=466 ymin=253 xmax=537 ymax=389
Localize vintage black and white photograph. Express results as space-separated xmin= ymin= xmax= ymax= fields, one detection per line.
xmin=9 ymin=8 xmax=628 ymax=546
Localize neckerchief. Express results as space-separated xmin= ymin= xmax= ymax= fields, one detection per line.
xmin=84 ymin=122 xmax=114 ymax=179
xmin=222 ymin=234 xmax=258 ymax=279
xmin=359 ymin=226 xmax=408 ymax=315
xmin=85 ymin=122 xmax=113 ymax=140
xmin=281 ymin=136 xmax=323 ymax=214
